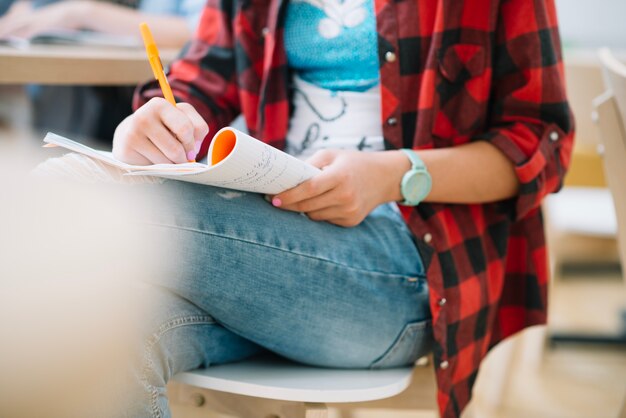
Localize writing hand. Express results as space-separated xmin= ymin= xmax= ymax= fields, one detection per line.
xmin=0 ymin=1 xmax=90 ymax=38
xmin=113 ymin=98 xmax=209 ymax=165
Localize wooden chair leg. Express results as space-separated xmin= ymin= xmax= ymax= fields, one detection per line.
xmin=618 ymin=393 xmax=626 ymax=418
xmin=283 ymin=402 xmax=328 ymax=418
xmin=169 ymin=381 xmax=328 ymax=418
xmin=304 ymin=403 xmax=328 ymax=418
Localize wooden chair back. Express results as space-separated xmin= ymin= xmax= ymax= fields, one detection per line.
xmin=595 ymin=48 xmax=626 ymax=274
xmin=596 ymin=47 xmax=626 ymax=418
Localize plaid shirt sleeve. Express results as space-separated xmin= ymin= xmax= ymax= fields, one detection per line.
xmin=478 ymin=0 xmax=574 ymax=221
xmin=133 ymin=0 xmax=241 ymax=160
xmin=423 ymin=2 xmax=574 ymax=416
xmin=376 ymin=1 xmax=574 ymax=416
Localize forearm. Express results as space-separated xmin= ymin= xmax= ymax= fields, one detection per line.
xmin=79 ymin=2 xmax=192 ymax=48
xmin=274 ymin=140 xmax=519 ymax=227
xmin=382 ymin=141 xmax=519 ymax=204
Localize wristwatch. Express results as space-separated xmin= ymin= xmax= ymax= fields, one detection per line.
xmin=399 ymin=149 xmax=432 ymax=206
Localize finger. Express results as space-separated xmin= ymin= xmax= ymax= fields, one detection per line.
xmin=10 ymin=12 xmax=48 ymax=38
xmin=305 ymin=206 xmax=343 ymax=222
xmin=135 ymin=136 xmax=175 ymax=165
xmin=177 ymin=103 xmax=209 ymax=155
xmin=120 ymin=148 xmax=152 ymax=166
xmin=306 ymin=149 xmax=337 ymax=169
xmin=16 ymin=22 xmax=43 ymax=38
xmin=309 ymin=212 xmax=361 ymax=228
xmin=274 ymin=170 xmax=339 ymax=207
xmin=157 ymin=102 xmax=197 ymax=160
xmin=112 ymin=141 xmax=153 ymax=166
xmin=280 ymin=188 xmax=339 ymax=213
xmin=145 ymin=122 xmax=188 ymax=164
xmin=0 ymin=19 xmax=27 ymax=37
xmin=327 ymin=218 xmax=357 ymax=228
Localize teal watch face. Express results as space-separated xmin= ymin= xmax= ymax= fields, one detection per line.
xmin=399 ymin=148 xmax=432 ymax=206
xmin=403 ymin=170 xmax=431 ymax=204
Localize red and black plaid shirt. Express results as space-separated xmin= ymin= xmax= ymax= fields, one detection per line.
xmin=135 ymin=1 xmax=574 ymax=416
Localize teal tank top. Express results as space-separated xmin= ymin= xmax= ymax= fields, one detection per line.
xmin=283 ymin=0 xmax=380 ymax=92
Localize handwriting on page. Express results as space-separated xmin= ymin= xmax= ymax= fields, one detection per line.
xmin=207 ymin=134 xmax=319 ymax=194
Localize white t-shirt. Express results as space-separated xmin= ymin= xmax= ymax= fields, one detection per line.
xmin=285 ymin=75 xmax=385 ymax=160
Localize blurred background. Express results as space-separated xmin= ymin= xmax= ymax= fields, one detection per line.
xmin=0 ymin=0 xmax=625 ymax=417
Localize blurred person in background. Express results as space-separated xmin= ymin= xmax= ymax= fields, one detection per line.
xmin=0 ymin=0 xmax=204 ymax=144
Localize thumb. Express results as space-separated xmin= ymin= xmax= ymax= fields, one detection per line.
xmin=305 ymin=149 xmax=337 ymax=170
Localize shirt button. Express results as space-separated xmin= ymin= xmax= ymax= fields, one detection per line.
xmin=261 ymin=27 xmax=270 ymax=37
xmin=440 ymin=360 xmax=449 ymax=370
xmin=424 ymin=233 xmax=432 ymax=243
xmin=387 ymin=117 xmax=398 ymax=126
xmin=385 ymin=51 xmax=397 ymax=63
xmin=549 ymin=131 xmax=559 ymax=141
xmin=438 ymin=298 xmax=447 ymax=307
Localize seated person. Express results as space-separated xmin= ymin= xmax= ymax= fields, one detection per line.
xmin=0 ymin=0 xmax=204 ymax=144
xmin=34 ymin=0 xmax=575 ymax=417
xmin=0 ymin=0 xmax=204 ymax=47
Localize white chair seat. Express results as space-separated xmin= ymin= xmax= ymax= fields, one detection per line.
xmin=174 ymin=355 xmax=414 ymax=403
xmin=545 ymin=186 xmax=617 ymax=237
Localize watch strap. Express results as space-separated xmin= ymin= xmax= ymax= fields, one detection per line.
xmin=399 ymin=148 xmax=431 ymax=206
xmin=400 ymin=148 xmax=425 ymax=171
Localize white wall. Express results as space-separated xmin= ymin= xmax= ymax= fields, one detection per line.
xmin=556 ymin=0 xmax=626 ymax=49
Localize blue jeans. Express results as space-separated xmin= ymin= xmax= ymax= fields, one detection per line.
xmin=127 ymin=180 xmax=433 ymax=418
xmin=35 ymin=156 xmax=432 ymax=418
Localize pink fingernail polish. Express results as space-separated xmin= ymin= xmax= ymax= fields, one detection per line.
xmin=272 ymin=197 xmax=282 ymax=207
xmin=187 ymin=150 xmax=196 ymax=161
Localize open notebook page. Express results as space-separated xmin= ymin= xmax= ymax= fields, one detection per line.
xmin=43 ymin=133 xmax=205 ymax=173
xmin=44 ymin=129 xmax=320 ymax=195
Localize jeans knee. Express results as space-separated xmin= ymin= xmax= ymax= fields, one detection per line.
xmin=140 ymin=315 xmax=217 ymax=385
xmin=134 ymin=315 xmax=217 ymax=418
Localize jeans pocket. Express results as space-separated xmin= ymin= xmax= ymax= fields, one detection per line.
xmin=369 ymin=319 xmax=433 ymax=369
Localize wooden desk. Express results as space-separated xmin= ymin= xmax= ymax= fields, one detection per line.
xmin=0 ymin=45 xmax=178 ymax=85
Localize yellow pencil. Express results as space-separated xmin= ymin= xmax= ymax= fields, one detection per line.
xmin=140 ymin=23 xmax=176 ymax=106
xmin=139 ymin=23 xmax=176 ymax=106
xmin=140 ymin=23 xmax=196 ymax=162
